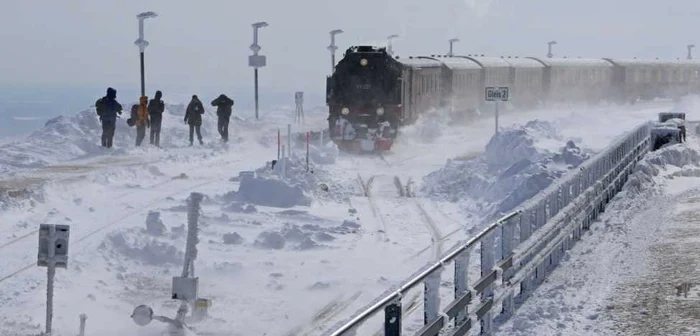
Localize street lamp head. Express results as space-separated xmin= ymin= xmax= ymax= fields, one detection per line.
xmin=689 ymin=44 xmax=696 ymax=48
xmin=388 ymin=34 xmax=399 ymax=39
xmin=548 ymin=40 xmax=558 ymax=45
xmin=450 ymin=38 xmax=460 ymax=43
xmin=331 ymin=29 xmax=344 ymax=36
xmin=131 ymin=305 xmax=154 ymax=326
xmin=252 ymin=21 xmax=269 ymax=28
xmin=137 ymin=11 xmax=158 ymax=20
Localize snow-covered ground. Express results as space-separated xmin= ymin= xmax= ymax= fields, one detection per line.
xmin=497 ymin=116 xmax=700 ymax=335
xmin=0 ymin=97 xmax=690 ymax=336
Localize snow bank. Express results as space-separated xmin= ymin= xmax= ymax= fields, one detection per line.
xmin=0 ymin=103 xmax=225 ymax=173
xmin=625 ymin=144 xmax=700 ymax=194
xmin=99 ymin=228 xmax=184 ymax=266
xmin=422 ymin=120 xmax=591 ymax=220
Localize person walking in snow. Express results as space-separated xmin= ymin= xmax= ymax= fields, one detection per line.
xmin=148 ymin=90 xmax=164 ymax=147
xmin=135 ymin=95 xmax=150 ymax=146
xmin=95 ymin=87 xmax=123 ymax=148
xmin=211 ymin=94 xmax=234 ymax=143
xmin=184 ymin=95 xmax=204 ymax=146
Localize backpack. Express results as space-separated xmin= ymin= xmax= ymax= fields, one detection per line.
xmin=127 ymin=104 xmax=138 ymax=127
xmin=95 ymin=98 xmax=106 ymax=117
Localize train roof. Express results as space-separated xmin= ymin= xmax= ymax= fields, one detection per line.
xmin=460 ymin=56 xmax=511 ymax=68
xmin=527 ymin=57 xmax=614 ymax=67
xmin=398 ymin=57 xmax=444 ymax=68
xmin=604 ymin=58 xmax=700 ymax=67
xmin=502 ymin=57 xmax=545 ymax=68
xmin=415 ymin=56 xmax=482 ymax=70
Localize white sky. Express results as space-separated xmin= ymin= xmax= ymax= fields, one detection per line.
xmin=1 ymin=0 xmax=699 ymax=95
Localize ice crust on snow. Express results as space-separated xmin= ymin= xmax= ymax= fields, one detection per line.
xmin=422 ymin=120 xmax=591 ymax=219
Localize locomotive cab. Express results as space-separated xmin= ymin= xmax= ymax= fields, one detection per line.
xmin=326 ymin=45 xmax=403 ymax=151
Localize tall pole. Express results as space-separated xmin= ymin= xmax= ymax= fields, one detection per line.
xmin=250 ymin=21 xmax=269 ymax=120
xmin=387 ymin=34 xmax=399 ymax=55
xmin=688 ymin=44 xmax=695 ymax=60
xmin=449 ymin=38 xmax=460 ymax=57
xmin=134 ymin=12 xmax=158 ymax=97
xmin=254 ymin=69 xmax=259 ymax=119
xmin=328 ymin=29 xmax=344 ymax=74
xmin=140 ymin=52 xmax=145 ymax=97
xmin=547 ymin=40 xmax=557 ymax=58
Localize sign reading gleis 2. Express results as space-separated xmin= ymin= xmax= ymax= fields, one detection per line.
xmin=485 ymin=87 xmax=509 ymax=101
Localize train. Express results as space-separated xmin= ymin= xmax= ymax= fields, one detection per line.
xmin=325 ymin=45 xmax=700 ymax=152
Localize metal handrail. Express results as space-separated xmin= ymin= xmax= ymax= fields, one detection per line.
xmin=324 ymin=210 xmax=520 ymax=336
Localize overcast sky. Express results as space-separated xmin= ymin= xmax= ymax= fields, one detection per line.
xmin=1 ymin=0 xmax=699 ymax=97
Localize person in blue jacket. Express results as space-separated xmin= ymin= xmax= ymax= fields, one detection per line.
xmin=95 ymin=87 xmax=123 ymax=148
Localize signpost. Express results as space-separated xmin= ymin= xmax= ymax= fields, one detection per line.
xmin=295 ymin=92 xmax=304 ymax=124
xmin=38 ymin=224 xmax=70 ymax=336
xmin=485 ymin=87 xmax=509 ymax=136
xmin=250 ymin=22 xmax=269 ymax=120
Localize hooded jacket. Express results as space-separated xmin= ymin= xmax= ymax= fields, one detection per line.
xmin=185 ymin=96 xmax=205 ymax=126
xmin=99 ymin=87 xmax=123 ymax=123
xmin=148 ymin=90 xmax=165 ymax=116
xmin=211 ymin=94 xmax=234 ymax=119
xmin=136 ymin=96 xmax=150 ymax=128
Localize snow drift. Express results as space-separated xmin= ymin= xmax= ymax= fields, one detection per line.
xmin=624 ymin=143 xmax=700 ymax=194
xmin=0 ymin=103 xmax=225 ymax=173
xmin=422 ymin=120 xmax=592 ymax=221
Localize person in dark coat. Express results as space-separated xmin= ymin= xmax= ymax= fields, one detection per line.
xmin=96 ymin=87 xmax=123 ymax=148
xmin=148 ymin=90 xmax=165 ymax=147
xmin=211 ymin=94 xmax=234 ymax=142
xmin=184 ymin=95 xmax=204 ymax=146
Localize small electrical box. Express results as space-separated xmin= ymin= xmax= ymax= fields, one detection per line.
xmin=172 ymin=276 xmax=198 ymax=301
xmin=37 ymin=224 xmax=70 ymax=268
xmin=193 ymin=298 xmax=211 ymax=319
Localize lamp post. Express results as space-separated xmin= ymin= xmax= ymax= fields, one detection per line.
xmin=250 ymin=21 xmax=269 ymax=120
xmin=328 ymin=29 xmax=344 ymax=73
xmin=134 ymin=12 xmax=158 ymax=97
xmin=387 ymin=34 xmax=399 ymax=55
xmin=547 ymin=40 xmax=557 ymax=58
xmin=688 ymin=44 xmax=695 ymax=60
xmin=449 ymin=38 xmax=460 ymax=57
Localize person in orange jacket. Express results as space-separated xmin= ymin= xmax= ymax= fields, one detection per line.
xmin=135 ymin=95 xmax=150 ymax=146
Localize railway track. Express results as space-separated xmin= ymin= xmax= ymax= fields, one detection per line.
xmin=0 ymin=174 xmax=229 ymax=285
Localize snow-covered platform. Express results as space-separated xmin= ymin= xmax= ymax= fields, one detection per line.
xmin=498 ymin=138 xmax=700 ymax=336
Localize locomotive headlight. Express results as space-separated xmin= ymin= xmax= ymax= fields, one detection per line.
xmin=341 ymin=107 xmax=350 ymax=115
xmin=376 ymin=107 xmax=385 ymax=116
xmin=360 ymin=59 xmax=368 ymax=66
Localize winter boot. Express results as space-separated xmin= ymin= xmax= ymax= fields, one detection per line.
xmin=199 ymin=139 xmax=204 ymax=145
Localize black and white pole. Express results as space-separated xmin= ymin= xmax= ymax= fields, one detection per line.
xmin=547 ymin=40 xmax=557 ymax=58
xmin=37 ymin=224 xmax=70 ymax=336
xmin=250 ymin=21 xmax=269 ymax=120
xmin=448 ymin=38 xmax=459 ymax=57
xmin=328 ymin=29 xmax=343 ymax=73
xmin=134 ymin=12 xmax=158 ymax=97
xmin=295 ymin=91 xmax=304 ymax=125
xmin=688 ymin=44 xmax=695 ymax=60
xmin=387 ymin=34 xmax=399 ymax=56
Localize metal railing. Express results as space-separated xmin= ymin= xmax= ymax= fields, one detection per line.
xmin=323 ymin=122 xmax=652 ymax=336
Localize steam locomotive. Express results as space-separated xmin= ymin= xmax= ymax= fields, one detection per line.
xmin=325 ymin=45 xmax=700 ymax=152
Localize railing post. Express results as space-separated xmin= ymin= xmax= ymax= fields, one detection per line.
xmin=480 ymin=231 xmax=495 ymax=334
xmin=424 ymin=270 xmax=441 ymax=325
xmin=501 ymin=217 xmax=515 ymax=317
xmin=385 ymin=300 xmax=402 ymax=336
xmin=454 ymin=248 xmax=470 ymax=325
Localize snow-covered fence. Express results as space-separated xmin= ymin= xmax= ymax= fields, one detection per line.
xmin=323 ymin=122 xmax=652 ymax=336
